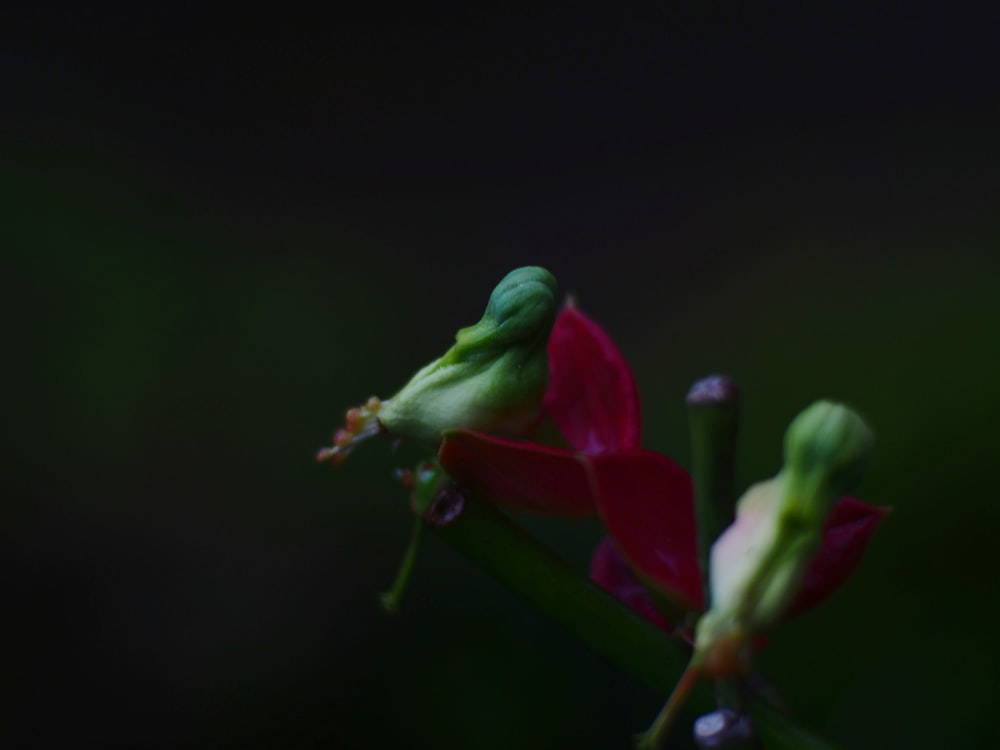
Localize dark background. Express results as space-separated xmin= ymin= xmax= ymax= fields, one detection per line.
xmin=4 ymin=4 xmax=999 ymax=748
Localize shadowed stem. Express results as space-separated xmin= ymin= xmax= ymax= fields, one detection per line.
xmin=433 ymin=493 xmax=689 ymax=686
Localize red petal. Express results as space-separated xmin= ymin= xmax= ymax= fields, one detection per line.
xmin=587 ymin=450 xmax=703 ymax=610
xmin=590 ymin=536 xmax=672 ymax=631
xmin=785 ymin=496 xmax=890 ymax=618
xmin=438 ymin=429 xmax=596 ymax=516
xmin=545 ymin=304 xmax=642 ymax=454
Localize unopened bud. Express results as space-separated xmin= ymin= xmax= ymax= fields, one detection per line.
xmin=696 ymin=401 xmax=874 ymax=664
xmin=378 ymin=266 xmax=557 ymax=446
xmin=783 ymin=400 xmax=873 ymax=519
xmin=317 ymin=267 xmax=557 ymax=463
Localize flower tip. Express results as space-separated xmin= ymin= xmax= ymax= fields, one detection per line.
xmin=685 ymin=374 xmax=739 ymax=407
xmin=315 ymin=446 xmax=341 ymax=464
xmin=478 ymin=266 xmax=557 ymax=342
xmin=784 ymin=400 xmax=873 ymax=500
xmin=316 ymin=397 xmax=384 ymax=466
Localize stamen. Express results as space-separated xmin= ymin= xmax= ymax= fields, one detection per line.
xmin=316 ymin=396 xmax=385 ymax=465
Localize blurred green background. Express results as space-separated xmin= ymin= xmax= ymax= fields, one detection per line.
xmin=3 ymin=4 xmax=999 ymax=748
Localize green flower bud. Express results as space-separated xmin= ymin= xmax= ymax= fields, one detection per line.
xmin=378 ymin=266 xmax=556 ymax=446
xmin=782 ymin=400 xmax=873 ymax=519
xmin=695 ymin=401 xmax=873 ymax=672
xmin=318 ymin=267 xmax=557 ymax=464
xmin=447 ymin=266 xmax=559 ymax=361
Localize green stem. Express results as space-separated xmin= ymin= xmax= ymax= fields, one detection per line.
xmin=686 ymin=375 xmax=741 ymax=600
xmin=432 ymin=495 xmax=842 ymax=749
xmin=433 ymin=495 xmax=689 ymax=686
xmin=636 ymin=657 xmax=701 ymax=749
xmin=687 ymin=377 xmax=763 ymax=750
xmin=380 ymin=518 xmax=425 ymax=614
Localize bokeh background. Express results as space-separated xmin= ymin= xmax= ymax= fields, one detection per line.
xmin=4 ymin=4 xmax=999 ymax=748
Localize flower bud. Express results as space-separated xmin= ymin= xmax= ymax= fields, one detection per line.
xmin=695 ymin=401 xmax=873 ymax=671
xmin=318 ymin=267 xmax=557 ymax=464
xmin=377 ymin=266 xmax=556 ymax=446
xmin=782 ymin=400 xmax=873 ymax=520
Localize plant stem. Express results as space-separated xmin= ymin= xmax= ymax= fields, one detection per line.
xmin=433 ymin=494 xmax=689 ymax=686
xmin=686 ymin=374 xmax=741 ymax=600
xmin=635 ymin=657 xmax=701 ymax=749
xmin=687 ymin=377 xmax=764 ymax=750
xmin=432 ymin=494 xmax=842 ymax=749
xmin=380 ymin=518 xmax=425 ymax=614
